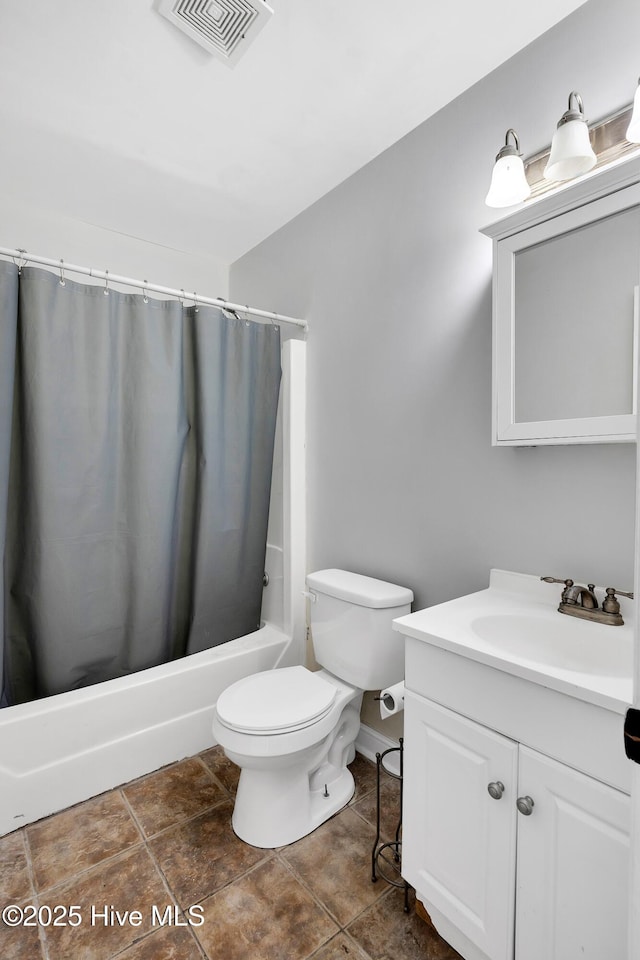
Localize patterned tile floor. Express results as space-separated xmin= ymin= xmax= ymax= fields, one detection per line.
xmin=0 ymin=748 xmax=462 ymax=960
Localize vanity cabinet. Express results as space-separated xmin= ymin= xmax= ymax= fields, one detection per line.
xmin=395 ymin=570 xmax=634 ymax=959
xmin=402 ymin=681 xmax=631 ymax=960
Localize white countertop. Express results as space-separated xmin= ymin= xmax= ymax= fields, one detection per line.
xmin=393 ymin=569 xmax=633 ymax=715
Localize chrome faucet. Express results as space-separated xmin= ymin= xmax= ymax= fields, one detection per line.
xmin=541 ymin=577 xmax=634 ymax=626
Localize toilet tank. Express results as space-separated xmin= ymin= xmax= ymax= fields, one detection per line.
xmin=306 ymin=569 xmax=413 ymax=690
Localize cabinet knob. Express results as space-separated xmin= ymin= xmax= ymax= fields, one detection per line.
xmin=487 ymin=781 xmax=505 ymax=800
xmin=516 ymin=795 xmax=535 ymax=816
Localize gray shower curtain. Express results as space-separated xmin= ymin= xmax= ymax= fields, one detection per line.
xmin=0 ymin=261 xmax=281 ymax=706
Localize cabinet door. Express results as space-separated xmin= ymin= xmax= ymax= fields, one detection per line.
xmin=403 ymin=693 xmax=518 ymax=960
xmin=485 ymin=175 xmax=640 ymax=445
xmin=516 ymin=746 xmax=631 ymax=960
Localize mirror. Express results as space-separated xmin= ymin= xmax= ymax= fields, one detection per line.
xmin=482 ymin=160 xmax=640 ymax=445
xmin=514 ymin=206 xmax=639 ymax=424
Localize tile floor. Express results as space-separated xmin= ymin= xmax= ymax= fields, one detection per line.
xmin=0 ymin=748 xmax=462 ymax=960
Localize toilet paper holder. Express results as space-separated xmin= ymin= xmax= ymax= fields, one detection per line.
xmin=370 ymin=738 xmax=410 ymax=912
xmin=375 ymin=692 xmax=396 ymax=712
xmin=375 ymin=680 xmax=405 ymax=719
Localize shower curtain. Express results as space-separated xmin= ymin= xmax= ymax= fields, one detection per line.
xmin=0 ymin=261 xmax=281 ymax=706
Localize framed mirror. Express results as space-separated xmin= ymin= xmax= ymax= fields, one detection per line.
xmin=482 ymin=159 xmax=640 ymax=445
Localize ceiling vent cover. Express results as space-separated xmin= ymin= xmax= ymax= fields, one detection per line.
xmin=156 ymin=0 xmax=273 ymax=66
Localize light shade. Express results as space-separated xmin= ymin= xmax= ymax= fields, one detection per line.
xmin=544 ymin=92 xmax=596 ymax=182
xmin=626 ymin=79 xmax=640 ymax=143
xmin=485 ymin=129 xmax=531 ymax=208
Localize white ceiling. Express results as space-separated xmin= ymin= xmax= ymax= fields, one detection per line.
xmin=0 ymin=0 xmax=588 ymax=264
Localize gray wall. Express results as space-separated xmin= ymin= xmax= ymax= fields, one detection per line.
xmin=0 ymin=195 xmax=229 ymax=302
xmin=232 ymin=0 xmax=638 ymax=620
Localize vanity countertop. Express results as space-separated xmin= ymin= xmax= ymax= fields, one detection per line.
xmin=393 ymin=569 xmax=633 ymax=715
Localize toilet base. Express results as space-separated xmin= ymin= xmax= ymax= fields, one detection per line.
xmin=227 ymin=696 xmax=362 ymax=848
xmin=232 ymin=761 xmax=355 ymax=848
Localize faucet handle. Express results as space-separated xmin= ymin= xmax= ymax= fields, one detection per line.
xmin=607 ymin=587 xmax=634 ymax=599
xmin=602 ymin=587 xmax=633 ymax=617
xmin=541 ymin=577 xmax=574 ymax=587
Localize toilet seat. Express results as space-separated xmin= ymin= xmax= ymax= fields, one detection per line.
xmin=215 ymin=666 xmax=337 ymax=735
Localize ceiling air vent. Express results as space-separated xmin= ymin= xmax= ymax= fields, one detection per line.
xmin=156 ymin=0 xmax=274 ymax=66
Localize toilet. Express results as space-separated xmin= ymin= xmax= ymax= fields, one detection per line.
xmin=212 ymin=569 xmax=413 ymax=848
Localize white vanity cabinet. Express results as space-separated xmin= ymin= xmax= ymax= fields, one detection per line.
xmin=400 ymin=630 xmax=632 ymax=960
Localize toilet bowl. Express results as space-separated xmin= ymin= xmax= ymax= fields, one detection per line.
xmin=212 ymin=665 xmax=362 ymax=847
xmin=212 ymin=569 xmax=413 ymax=848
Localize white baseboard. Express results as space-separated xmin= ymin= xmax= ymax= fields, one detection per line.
xmin=355 ymin=723 xmax=401 ymax=777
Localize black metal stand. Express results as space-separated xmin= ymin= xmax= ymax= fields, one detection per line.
xmin=371 ymin=737 xmax=410 ymax=912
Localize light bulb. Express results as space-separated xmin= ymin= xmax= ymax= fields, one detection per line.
xmin=626 ymin=79 xmax=640 ymax=144
xmin=544 ymin=92 xmax=596 ymax=182
xmin=485 ymin=129 xmax=531 ymax=208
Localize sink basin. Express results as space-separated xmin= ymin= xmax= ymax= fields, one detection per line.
xmin=470 ymin=613 xmax=632 ymax=678
xmin=393 ymin=570 xmax=634 ymax=711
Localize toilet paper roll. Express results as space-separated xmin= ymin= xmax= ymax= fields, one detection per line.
xmin=379 ymin=681 xmax=405 ymax=719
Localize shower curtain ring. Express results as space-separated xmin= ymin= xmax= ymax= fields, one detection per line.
xmin=103 ymin=270 xmax=109 ymax=296
xmin=194 ymin=293 xmax=199 ymax=313
xmin=59 ymin=259 xmax=66 ymax=286
xmin=14 ymin=249 xmax=27 ymax=275
xmin=143 ymin=281 xmax=149 ymax=304
xmin=179 ymin=288 xmax=185 ymax=306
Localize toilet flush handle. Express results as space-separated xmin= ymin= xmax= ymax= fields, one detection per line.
xmin=302 ymin=590 xmax=317 ymax=603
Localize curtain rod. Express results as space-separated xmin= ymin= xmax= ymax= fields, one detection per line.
xmin=0 ymin=246 xmax=308 ymax=332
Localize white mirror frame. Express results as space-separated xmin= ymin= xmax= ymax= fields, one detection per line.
xmin=482 ymin=154 xmax=640 ymax=446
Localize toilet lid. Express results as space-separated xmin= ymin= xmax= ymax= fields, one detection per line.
xmin=216 ymin=666 xmax=337 ymax=735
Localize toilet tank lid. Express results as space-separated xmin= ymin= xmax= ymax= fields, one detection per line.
xmin=306 ymin=569 xmax=413 ymax=609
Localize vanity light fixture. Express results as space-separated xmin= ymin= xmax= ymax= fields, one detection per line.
xmin=544 ymin=91 xmax=597 ymax=181
xmin=485 ymin=129 xmax=532 ymax=208
xmin=626 ymin=78 xmax=640 ymax=143
xmin=485 ymin=80 xmax=640 ymax=209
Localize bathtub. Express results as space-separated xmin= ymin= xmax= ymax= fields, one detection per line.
xmin=0 ymin=340 xmax=307 ymax=837
xmin=0 ymin=621 xmax=291 ymax=836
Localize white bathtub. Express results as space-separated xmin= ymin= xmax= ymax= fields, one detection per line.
xmin=0 ymin=621 xmax=291 ymax=835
